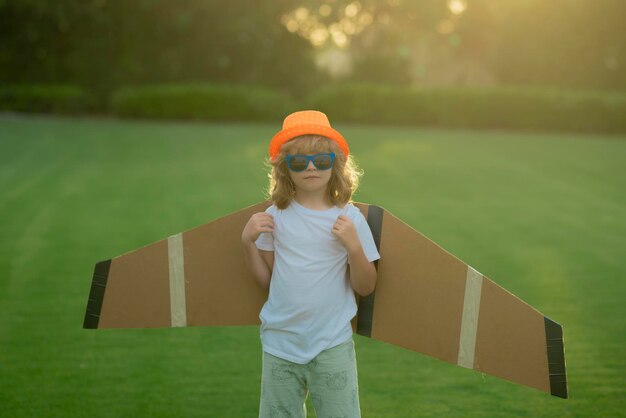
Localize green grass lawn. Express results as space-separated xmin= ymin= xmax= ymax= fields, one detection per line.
xmin=0 ymin=114 xmax=624 ymax=417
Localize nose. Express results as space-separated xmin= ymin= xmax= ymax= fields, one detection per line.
xmin=306 ymin=160 xmax=316 ymax=170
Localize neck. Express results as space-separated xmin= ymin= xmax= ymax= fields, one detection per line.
xmin=293 ymin=189 xmax=333 ymax=210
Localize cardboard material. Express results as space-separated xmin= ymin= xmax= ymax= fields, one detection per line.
xmin=83 ymin=201 xmax=567 ymax=398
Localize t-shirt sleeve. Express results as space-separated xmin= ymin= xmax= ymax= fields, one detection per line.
xmin=254 ymin=205 xmax=275 ymax=251
xmin=351 ymin=210 xmax=381 ymax=263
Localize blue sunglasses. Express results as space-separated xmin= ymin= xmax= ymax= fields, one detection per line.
xmin=285 ymin=153 xmax=336 ymax=172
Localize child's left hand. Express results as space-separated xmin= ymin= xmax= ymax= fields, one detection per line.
xmin=332 ymin=215 xmax=360 ymax=253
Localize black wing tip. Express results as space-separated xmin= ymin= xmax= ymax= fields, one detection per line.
xmin=544 ymin=316 xmax=568 ymax=399
xmin=83 ymin=259 xmax=112 ymax=329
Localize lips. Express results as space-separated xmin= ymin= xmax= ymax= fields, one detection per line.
xmin=304 ymin=176 xmax=319 ymax=179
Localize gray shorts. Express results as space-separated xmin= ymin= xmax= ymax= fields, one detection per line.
xmin=259 ymin=338 xmax=361 ymax=418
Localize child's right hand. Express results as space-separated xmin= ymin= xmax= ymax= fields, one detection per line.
xmin=242 ymin=212 xmax=274 ymax=243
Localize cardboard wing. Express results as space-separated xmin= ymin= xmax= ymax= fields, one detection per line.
xmin=84 ymin=201 xmax=567 ymax=398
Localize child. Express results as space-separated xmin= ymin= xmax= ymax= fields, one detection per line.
xmin=241 ymin=110 xmax=380 ymax=418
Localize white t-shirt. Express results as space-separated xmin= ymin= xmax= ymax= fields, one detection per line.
xmin=255 ymin=199 xmax=381 ymax=364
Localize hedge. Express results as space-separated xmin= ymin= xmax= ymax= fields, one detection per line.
xmin=0 ymin=84 xmax=92 ymax=114
xmin=109 ymin=83 xmax=296 ymax=122
xmin=306 ymin=83 xmax=626 ymax=134
xmin=1 ymin=82 xmax=624 ymax=135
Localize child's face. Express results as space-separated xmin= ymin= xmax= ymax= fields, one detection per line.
xmin=288 ymin=154 xmax=333 ymax=194
xmin=282 ymin=136 xmax=337 ymax=195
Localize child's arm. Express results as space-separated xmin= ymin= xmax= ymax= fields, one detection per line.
xmin=241 ymin=213 xmax=274 ymax=291
xmin=346 ymin=246 xmax=377 ymax=296
xmin=332 ymin=215 xmax=378 ymax=296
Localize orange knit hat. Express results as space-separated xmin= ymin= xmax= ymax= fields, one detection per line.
xmin=269 ymin=110 xmax=349 ymax=161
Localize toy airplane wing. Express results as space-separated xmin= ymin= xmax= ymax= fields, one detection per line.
xmin=83 ymin=201 xmax=567 ymax=398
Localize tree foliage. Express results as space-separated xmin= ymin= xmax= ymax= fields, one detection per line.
xmin=1 ymin=0 xmax=624 ymax=93
xmin=0 ymin=0 xmax=322 ymax=97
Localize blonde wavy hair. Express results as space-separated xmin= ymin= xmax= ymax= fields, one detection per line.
xmin=265 ymin=135 xmax=363 ymax=210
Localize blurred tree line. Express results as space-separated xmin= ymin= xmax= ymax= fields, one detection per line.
xmin=317 ymin=0 xmax=626 ymax=90
xmin=1 ymin=0 xmax=624 ymax=99
xmin=0 ymin=0 xmax=324 ymax=99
